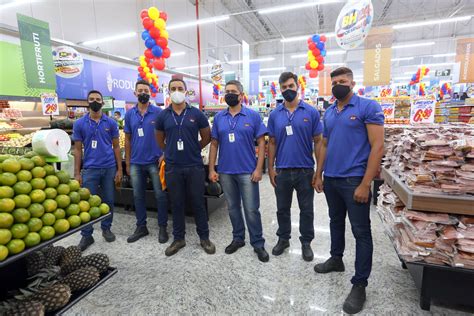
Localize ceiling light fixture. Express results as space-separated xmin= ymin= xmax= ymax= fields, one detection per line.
xmin=299 ymin=62 xmax=344 ymax=68
xmin=82 ymin=32 xmax=137 ymax=46
xmin=0 ymin=0 xmax=30 ymax=10
xmin=281 ymin=33 xmax=335 ymax=43
xmin=174 ymin=63 xmax=212 ymax=70
xmin=291 ymin=50 xmax=345 ymax=58
xmin=432 ymin=53 xmax=456 ymax=58
xmin=392 ymin=42 xmax=436 ymax=49
xmin=227 ymin=57 xmax=276 ymax=65
xmin=171 ymin=51 xmax=186 ymax=57
xmin=167 ymin=15 xmax=229 ymax=30
xmin=391 ymin=57 xmax=414 ymax=61
xmin=393 ymin=15 xmax=472 ymax=29
xmin=258 ymin=0 xmax=341 ymax=15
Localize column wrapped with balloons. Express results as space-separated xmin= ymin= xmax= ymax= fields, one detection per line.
xmin=409 ymin=66 xmax=430 ymax=86
xmin=418 ymin=82 xmax=426 ymax=96
xmin=211 ymin=61 xmax=224 ymax=101
xmin=270 ymin=82 xmax=277 ymax=99
xmin=440 ymin=82 xmax=452 ymax=99
xmin=137 ymin=6 xmax=171 ymax=97
xmin=298 ymin=75 xmax=306 ymax=98
xmin=305 ymin=34 xmax=327 ymax=78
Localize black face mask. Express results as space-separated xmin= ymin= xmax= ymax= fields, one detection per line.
xmin=282 ymin=89 xmax=297 ymax=102
xmin=225 ymin=93 xmax=240 ymax=107
xmin=89 ymin=101 xmax=102 ymax=112
xmin=138 ymin=93 xmax=150 ymax=104
xmin=332 ymin=84 xmax=352 ymax=100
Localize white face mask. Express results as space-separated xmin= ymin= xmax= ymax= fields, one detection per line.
xmin=170 ymin=91 xmax=186 ymax=104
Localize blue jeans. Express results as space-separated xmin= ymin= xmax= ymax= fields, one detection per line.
xmin=219 ymin=174 xmax=265 ymax=248
xmin=130 ymin=163 xmax=168 ymax=227
xmin=81 ymin=167 xmax=116 ymax=237
xmin=274 ymin=168 xmax=315 ymax=244
xmin=324 ymin=176 xmax=373 ymax=287
xmin=164 ymin=165 xmax=209 ymax=240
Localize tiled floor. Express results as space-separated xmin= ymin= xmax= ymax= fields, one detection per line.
xmin=60 ymin=176 xmax=473 ymax=315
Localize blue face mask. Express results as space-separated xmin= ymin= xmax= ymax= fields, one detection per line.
xmin=282 ymin=89 xmax=297 ymax=102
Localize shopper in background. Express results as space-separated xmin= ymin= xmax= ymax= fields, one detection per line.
xmin=313 ymin=67 xmax=384 ymax=314
xmin=208 ymin=80 xmax=269 ymax=262
xmin=73 ymin=90 xmax=122 ymax=251
xmin=114 ymin=111 xmax=123 ymax=129
xmin=155 ymin=78 xmax=215 ymax=256
xmin=267 ymin=72 xmax=322 ymax=262
xmin=125 ymin=80 xmax=169 ymax=244
xmin=460 ymin=92 xmax=469 ymax=100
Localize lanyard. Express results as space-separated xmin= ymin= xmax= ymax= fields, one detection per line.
xmin=286 ymin=107 xmax=299 ymax=125
xmin=227 ymin=113 xmax=240 ymax=131
xmin=171 ymin=108 xmax=187 ymax=138
xmin=88 ymin=115 xmax=102 ymax=140
xmin=136 ymin=108 xmax=147 ymax=126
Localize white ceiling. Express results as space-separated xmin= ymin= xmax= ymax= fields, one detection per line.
xmin=1 ymin=0 xmax=474 ymax=84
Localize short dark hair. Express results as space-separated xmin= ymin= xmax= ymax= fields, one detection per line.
xmin=168 ymin=78 xmax=187 ymax=90
xmin=279 ymin=72 xmax=298 ymax=86
xmin=330 ymin=67 xmax=353 ymax=79
xmin=135 ymin=79 xmax=150 ymax=90
xmin=87 ymin=90 xmax=103 ymax=100
xmin=114 ymin=111 xmax=121 ymax=116
xmin=225 ymin=80 xmax=244 ymax=93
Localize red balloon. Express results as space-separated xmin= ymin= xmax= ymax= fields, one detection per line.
xmin=138 ymin=66 xmax=143 ymax=72
xmin=312 ymin=48 xmax=321 ymax=56
xmin=152 ymin=92 xmax=157 ymax=97
xmin=309 ymin=69 xmax=318 ymax=78
xmin=159 ymin=11 xmax=168 ymax=21
xmin=145 ymin=57 xmax=150 ymax=63
xmin=425 ymin=68 xmax=430 ymax=74
xmin=308 ymin=42 xmax=316 ymax=50
xmin=140 ymin=9 xmax=148 ymax=19
xmin=139 ymin=71 xmax=146 ymax=78
xmin=307 ymin=38 xmax=313 ymax=45
xmin=149 ymin=27 xmax=160 ymax=39
xmin=320 ymin=35 xmax=327 ymax=42
xmin=156 ymin=37 xmax=168 ymax=49
xmin=142 ymin=17 xmax=154 ymax=30
xmin=144 ymin=49 xmax=154 ymax=59
xmin=305 ymin=62 xmax=311 ymax=70
xmin=162 ymin=47 xmax=171 ymax=58
xmin=317 ymin=63 xmax=324 ymax=71
xmin=153 ymin=58 xmax=165 ymax=70
xmin=316 ymin=55 xmax=324 ymax=63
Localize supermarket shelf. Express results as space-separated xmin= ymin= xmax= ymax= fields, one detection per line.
xmin=0 ymin=213 xmax=112 ymax=268
xmin=381 ymin=168 xmax=474 ymax=215
xmin=51 ymin=267 xmax=118 ymax=316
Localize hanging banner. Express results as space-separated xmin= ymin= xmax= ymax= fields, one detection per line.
xmin=363 ymin=27 xmax=393 ymax=86
xmin=16 ymin=14 xmax=56 ymax=90
xmin=455 ymin=38 xmax=474 ymax=83
xmin=242 ymin=40 xmax=250 ymax=93
xmin=41 ymin=93 xmax=59 ymax=116
xmin=318 ymin=69 xmax=333 ymax=96
xmin=249 ymin=62 xmax=260 ymax=96
xmin=410 ymin=99 xmax=435 ymax=124
xmin=335 ymin=0 xmax=374 ymax=50
xmin=52 ymin=46 xmax=84 ymax=79
xmin=380 ymin=99 xmax=395 ymax=119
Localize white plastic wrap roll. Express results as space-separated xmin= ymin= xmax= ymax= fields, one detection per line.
xmin=32 ymin=129 xmax=71 ymax=161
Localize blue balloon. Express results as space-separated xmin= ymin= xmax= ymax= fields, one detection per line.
xmin=152 ymin=45 xmax=163 ymax=58
xmin=321 ymin=50 xmax=326 ymax=57
xmin=145 ymin=38 xmax=156 ymax=49
xmin=312 ymin=34 xmax=320 ymax=43
xmin=141 ymin=30 xmax=150 ymax=41
xmin=317 ymin=42 xmax=324 ymax=50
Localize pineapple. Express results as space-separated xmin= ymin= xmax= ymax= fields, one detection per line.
xmin=60 ymin=266 xmax=100 ymax=292
xmin=26 ymin=251 xmax=46 ymax=277
xmin=59 ymin=245 xmax=82 ymax=267
xmin=43 ymin=246 xmax=65 ymax=267
xmin=60 ymin=253 xmax=109 ymax=276
xmin=0 ymin=300 xmax=45 ymax=316
xmin=28 ymin=283 xmax=71 ymax=312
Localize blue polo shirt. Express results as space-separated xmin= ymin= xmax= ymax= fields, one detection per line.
xmin=124 ymin=104 xmax=163 ymax=165
xmin=155 ymin=104 xmax=209 ymax=167
xmin=323 ymin=94 xmax=384 ymax=177
xmin=267 ymin=100 xmax=322 ymax=169
xmin=72 ymin=113 xmax=119 ymax=169
xmin=211 ymin=106 xmax=267 ymax=174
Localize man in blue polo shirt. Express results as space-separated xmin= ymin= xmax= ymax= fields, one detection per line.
xmin=73 ymin=90 xmax=122 ymax=251
xmin=125 ymin=80 xmax=169 ymax=244
xmin=208 ymin=80 xmax=269 ymax=262
xmin=267 ymin=72 xmax=322 ymax=262
xmin=313 ymin=67 xmax=384 ymax=314
xmin=156 ymin=78 xmax=215 ymax=256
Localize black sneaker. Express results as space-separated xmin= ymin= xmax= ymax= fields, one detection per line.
xmin=200 ymin=239 xmax=216 ymax=254
xmin=314 ymin=256 xmax=345 ymax=273
xmin=254 ymin=247 xmax=270 ymax=262
xmin=165 ymin=240 xmax=186 ymax=256
xmin=302 ymin=244 xmax=314 ymax=262
xmin=272 ymin=239 xmax=290 ymax=256
xmin=127 ymin=226 xmax=149 ymax=243
xmin=225 ymin=240 xmax=245 ymax=254
xmin=102 ymin=229 xmax=116 ymax=242
xmin=78 ymin=236 xmax=94 ymax=251
xmin=343 ymin=284 xmax=366 ymax=314
xmin=158 ymin=225 xmax=169 ymax=244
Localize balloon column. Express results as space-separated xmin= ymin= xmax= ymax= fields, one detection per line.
xmin=440 ymin=82 xmax=452 ymax=99
xmin=212 ymin=83 xmax=222 ymax=100
xmin=380 ymin=88 xmax=392 ymax=98
xmin=418 ymin=82 xmax=426 ymax=96
xmin=211 ymin=61 xmax=224 ymax=100
xmin=242 ymin=93 xmax=249 ymax=105
xmin=258 ymin=92 xmax=265 ymax=100
xmin=358 ymin=88 xmax=365 ymax=96
xmin=305 ymin=34 xmax=327 ymax=78
xmin=298 ymin=75 xmax=307 ymax=98
xmin=270 ymin=82 xmax=277 ymax=98
xmin=409 ymin=66 xmax=430 ymax=86
xmin=137 ymin=7 xmax=171 ymax=97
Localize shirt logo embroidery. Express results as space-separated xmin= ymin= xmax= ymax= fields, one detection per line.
xmin=151 ymin=121 xmax=155 ymax=124
xmin=190 ymin=118 xmax=195 ymax=122
xmin=245 ymin=123 xmax=250 ymax=127
xmin=105 ymin=128 xmax=110 ymax=131
xmin=303 ymin=118 xmax=309 ymax=122
xmin=350 ymin=116 xmax=357 ymax=120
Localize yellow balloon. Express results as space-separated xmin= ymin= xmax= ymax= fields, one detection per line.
xmin=310 ymin=60 xmax=318 ymax=68
xmin=140 ymin=61 xmax=147 ymax=68
xmin=307 ymin=51 xmax=313 ymax=58
xmin=309 ymin=55 xmax=316 ymax=61
xmin=160 ymin=30 xmax=169 ymax=39
xmin=144 ymin=67 xmax=150 ymax=73
xmin=146 ymin=73 xmax=152 ymax=79
xmin=139 ymin=55 xmax=145 ymax=61
xmin=148 ymin=78 xmax=153 ymax=84
xmin=154 ymin=18 xmax=166 ymax=30
xmin=148 ymin=7 xmax=159 ymax=20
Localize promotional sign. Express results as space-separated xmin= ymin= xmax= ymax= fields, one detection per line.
xmin=363 ymin=27 xmax=392 ymax=86
xmin=17 ymin=14 xmax=56 ymax=90
xmin=40 ymin=93 xmax=59 ymax=116
xmin=435 ymin=69 xmax=451 ymax=77
xmin=318 ymin=69 xmax=333 ymax=96
xmin=52 ymin=46 xmax=84 ymax=78
xmin=410 ymin=99 xmax=435 ymax=124
xmin=455 ymin=38 xmax=474 ymax=83
xmin=380 ymin=99 xmax=395 ymax=119
xmin=335 ymin=0 xmax=373 ymax=50
xmin=249 ymin=62 xmax=260 ymax=96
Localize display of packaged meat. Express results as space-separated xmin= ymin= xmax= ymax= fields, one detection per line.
xmin=404 ymin=210 xmax=457 ymax=225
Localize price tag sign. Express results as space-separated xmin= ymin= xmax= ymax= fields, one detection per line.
xmin=380 ymin=99 xmax=395 ymax=119
xmin=410 ymin=99 xmax=435 ymax=124
xmin=41 ymin=93 xmax=59 ymax=116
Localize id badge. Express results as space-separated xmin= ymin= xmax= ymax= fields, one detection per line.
xmin=228 ymin=133 xmax=235 ymax=143
xmin=138 ymin=128 xmax=144 ymax=137
xmin=285 ymin=125 xmax=293 ymax=136
xmin=91 ymin=140 xmax=97 ymax=149
xmin=177 ymin=139 xmax=184 ymax=151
